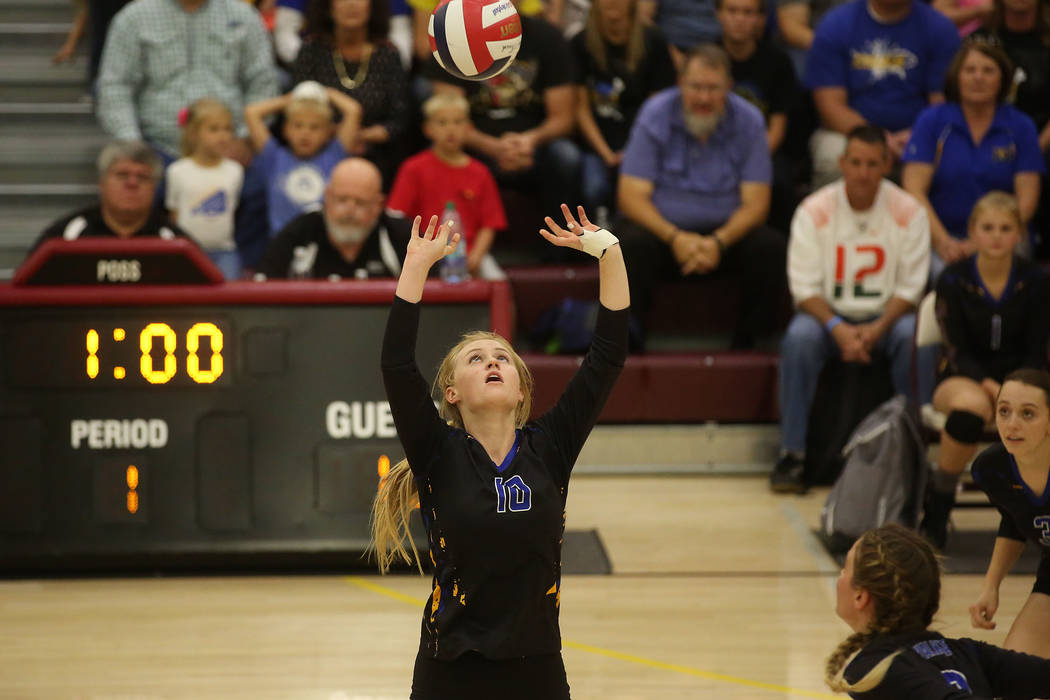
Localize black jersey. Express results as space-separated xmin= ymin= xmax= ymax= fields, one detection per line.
xmin=381 ymin=296 xmax=628 ymax=661
xmin=844 ymin=631 xmax=1050 ymax=699
xmin=934 ymin=255 xmax=1050 ymax=383
xmin=971 ymin=442 xmax=1050 ymax=553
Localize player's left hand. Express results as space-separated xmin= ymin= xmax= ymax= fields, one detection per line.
xmin=539 ymin=204 xmax=597 ymax=251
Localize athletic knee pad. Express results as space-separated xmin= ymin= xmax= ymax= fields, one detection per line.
xmin=944 ymin=410 xmax=985 ymax=444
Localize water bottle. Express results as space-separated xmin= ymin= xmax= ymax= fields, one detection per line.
xmin=438 ymin=201 xmax=468 ymax=283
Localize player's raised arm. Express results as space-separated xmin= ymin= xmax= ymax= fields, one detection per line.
xmin=540 ymin=204 xmax=629 ymax=311
xmin=394 ymin=215 xmax=461 ymax=303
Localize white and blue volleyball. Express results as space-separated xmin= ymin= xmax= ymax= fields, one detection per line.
xmin=429 ymin=0 xmax=522 ymax=81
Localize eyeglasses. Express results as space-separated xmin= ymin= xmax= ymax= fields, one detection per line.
xmin=108 ymin=169 xmax=156 ymax=184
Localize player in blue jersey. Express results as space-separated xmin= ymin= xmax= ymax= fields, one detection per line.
xmin=371 ymin=204 xmax=628 ymax=699
xmin=827 ymin=523 xmax=1050 ymax=698
xmin=969 ymin=368 xmax=1050 ymax=661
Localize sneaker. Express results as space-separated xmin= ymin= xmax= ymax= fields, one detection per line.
xmin=770 ymin=453 xmax=805 ymax=494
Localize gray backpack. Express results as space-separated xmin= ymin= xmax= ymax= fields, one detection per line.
xmin=819 ymin=395 xmax=929 ymax=553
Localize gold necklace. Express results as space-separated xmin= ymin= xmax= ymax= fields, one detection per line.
xmin=332 ymin=44 xmax=372 ymax=90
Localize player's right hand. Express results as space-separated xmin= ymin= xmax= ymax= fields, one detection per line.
xmin=969 ymin=588 xmax=999 ymax=630
xmin=406 ymin=215 xmax=460 ymax=269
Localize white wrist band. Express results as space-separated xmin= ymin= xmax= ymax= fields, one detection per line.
xmin=575 ymin=227 xmax=619 ymax=259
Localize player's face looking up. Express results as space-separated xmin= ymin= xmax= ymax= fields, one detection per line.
xmin=996 ymin=381 xmax=1050 ymax=456
xmin=445 ymin=339 xmax=525 ymax=416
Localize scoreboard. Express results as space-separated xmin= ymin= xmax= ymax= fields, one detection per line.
xmin=0 ymin=239 xmax=511 ymax=571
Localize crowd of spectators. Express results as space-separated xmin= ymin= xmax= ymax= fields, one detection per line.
xmin=38 ymin=0 xmax=1050 ymax=514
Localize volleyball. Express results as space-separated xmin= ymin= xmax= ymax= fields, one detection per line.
xmin=428 ymin=0 xmax=522 ymax=81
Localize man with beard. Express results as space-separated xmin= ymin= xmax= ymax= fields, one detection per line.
xmin=616 ymin=43 xmax=786 ymax=349
xmin=256 ymin=158 xmax=411 ymax=279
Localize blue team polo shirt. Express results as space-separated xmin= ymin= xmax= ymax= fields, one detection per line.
xmin=903 ymin=102 xmax=1045 ymax=239
xmin=805 ymin=0 xmax=959 ymax=131
xmin=620 ymin=88 xmax=771 ymax=232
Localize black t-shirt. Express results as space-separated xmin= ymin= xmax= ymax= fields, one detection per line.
xmin=381 ymin=296 xmax=627 ymax=661
xmin=729 ymin=40 xmax=799 ymax=123
xmin=569 ymin=26 xmax=676 ymax=152
xmin=976 ymin=28 xmax=1050 ymax=131
xmin=256 ymin=211 xmax=410 ymax=279
xmin=972 ymin=442 xmax=1050 ymax=554
xmin=32 ymin=205 xmax=190 ymax=254
xmin=934 ymin=255 xmax=1050 ymax=383
xmin=426 ymin=15 xmax=576 ymax=136
xmin=844 ymin=631 xmax=1050 ymax=699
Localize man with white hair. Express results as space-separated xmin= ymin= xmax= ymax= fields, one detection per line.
xmin=256 ymin=158 xmax=411 ymax=279
xmin=31 ymin=140 xmax=189 ymax=253
xmin=616 ymin=43 xmax=786 ymax=349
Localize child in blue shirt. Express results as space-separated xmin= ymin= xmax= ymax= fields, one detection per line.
xmin=245 ymin=80 xmax=362 ymax=236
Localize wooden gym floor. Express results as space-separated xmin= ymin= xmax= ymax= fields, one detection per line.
xmin=0 ymin=475 xmax=1035 ymax=699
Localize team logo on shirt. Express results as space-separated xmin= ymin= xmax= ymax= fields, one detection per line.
xmin=494 ymin=475 xmax=531 ymax=513
xmin=833 ymin=244 xmax=886 ymax=299
xmin=992 ymin=144 xmax=1017 ymax=163
xmin=281 ymin=165 xmax=326 ymax=206
xmin=851 ymin=40 xmax=918 ymax=81
xmin=192 ymin=190 xmax=228 ymax=216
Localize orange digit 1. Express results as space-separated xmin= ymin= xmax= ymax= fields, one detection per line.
xmin=86 ymin=329 xmax=100 ymax=379
xmin=126 ymin=465 xmax=139 ymax=514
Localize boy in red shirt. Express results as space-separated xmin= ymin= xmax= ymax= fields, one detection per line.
xmin=387 ymin=94 xmax=508 ymax=279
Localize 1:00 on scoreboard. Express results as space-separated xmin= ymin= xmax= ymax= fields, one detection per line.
xmin=5 ymin=317 xmax=234 ymax=389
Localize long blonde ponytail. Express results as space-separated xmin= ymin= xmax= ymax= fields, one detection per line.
xmin=369 ymin=458 xmax=423 ymax=574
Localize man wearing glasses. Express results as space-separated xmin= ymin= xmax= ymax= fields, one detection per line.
xmin=30 ymin=140 xmax=191 ymax=254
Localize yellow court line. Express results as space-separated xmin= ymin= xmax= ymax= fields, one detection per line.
xmin=342 ymin=576 xmax=839 ymax=700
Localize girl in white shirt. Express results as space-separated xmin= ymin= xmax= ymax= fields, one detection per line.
xmin=166 ymin=98 xmax=245 ymax=279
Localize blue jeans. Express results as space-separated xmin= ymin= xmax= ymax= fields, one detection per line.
xmin=207 ymin=249 xmax=243 ymax=280
xmin=778 ymin=312 xmax=916 ymax=452
xmin=580 ymin=151 xmax=614 ymax=215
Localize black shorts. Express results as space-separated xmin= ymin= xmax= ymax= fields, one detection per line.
xmin=410 ymin=649 xmax=570 ymax=700
xmin=1034 ymin=552 xmax=1050 ymax=597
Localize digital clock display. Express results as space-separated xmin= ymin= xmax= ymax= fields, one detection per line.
xmin=6 ymin=317 xmax=233 ymax=388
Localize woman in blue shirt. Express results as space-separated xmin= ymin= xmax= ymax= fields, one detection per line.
xmin=902 ymin=39 xmax=1044 ymax=280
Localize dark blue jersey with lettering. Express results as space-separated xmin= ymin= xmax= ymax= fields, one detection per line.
xmin=971 ymin=442 xmax=1050 ymax=555
xmin=381 ymin=296 xmax=627 ymax=661
xmin=845 ymin=631 xmax=1050 ymax=699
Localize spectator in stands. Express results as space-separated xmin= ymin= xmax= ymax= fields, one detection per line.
xmin=920 ymin=192 xmax=1049 ymax=548
xmin=167 ymin=99 xmax=244 ymax=279
xmin=52 ymin=1 xmax=132 ymax=90
xmin=902 ymin=39 xmax=1044 ymax=281
xmin=770 ymin=126 xmax=929 ymax=493
xmin=244 ymin=80 xmax=362 ymax=236
xmin=775 ymin=0 xmax=847 ymax=76
xmin=570 ymin=0 xmax=676 ymax=227
xmin=427 ymin=5 xmax=581 ymax=235
xmin=804 ymin=0 xmax=959 ymax=188
xmin=617 ymin=44 xmax=785 ymax=350
xmin=290 ymin=0 xmax=410 ymax=187
xmin=97 ymin=0 xmax=277 ymax=165
xmin=30 ymin=140 xmax=190 ymax=253
xmin=256 ymin=158 xmax=411 ymax=279
xmin=934 ymin=0 xmax=994 ymax=36
xmin=274 ymin=0 xmax=309 ymax=66
xmin=975 ymin=0 xmax=1050 ymax=252
xmin=638 ymin=0 xmax=719 ymax=66
xmin=717 ymin=0 xmax=802 ymax=231
xmin=387 ymin=94 xmax=507 ymax=280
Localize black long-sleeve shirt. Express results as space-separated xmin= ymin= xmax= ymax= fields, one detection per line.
xmin=381 ymin=296 xmax=628 ymax=661
xmin=844 ymin=631 xmax=1050 ymax=699
xmin=935 ymin=255 xmax=1050 ymax=383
